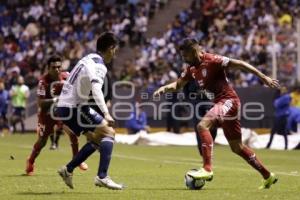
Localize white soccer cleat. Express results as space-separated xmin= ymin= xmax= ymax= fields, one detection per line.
xmin=94 ymin=176 xmax=124 ymax=190
xmin=57 ymin=166 xmax=74 ymax=189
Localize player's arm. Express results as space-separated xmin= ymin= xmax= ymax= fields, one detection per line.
xmin=153 ymin=65 xmax=192 ymax=97
xmin=37 ymin=81 xmax=58 ymax=110
xmin=38 ymin=98 xmax=58 ymax=110
xmin=153 ymin=74 xmax=189 ymax=97
xmin=227 ymin=59 xmax=280 ymax=89
xmin=87 ymin=63 xmax=114 ymax=126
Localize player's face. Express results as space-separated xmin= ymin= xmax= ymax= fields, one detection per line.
xmin=49 ymin=62 xmax=62 ymax=78
xmin=106 ymin=46 xmax=118 ymax=63
xmin=181 ymin=49 xmax=200 ymax=66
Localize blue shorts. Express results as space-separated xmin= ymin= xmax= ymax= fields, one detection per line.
xmin=55 ymin=105 xmax=103 ymax=136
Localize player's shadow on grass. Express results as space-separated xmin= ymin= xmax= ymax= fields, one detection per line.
xmin=15 ymin=191 xmax=92 ymax=196
xmin=2 ymin=174 xmax=50 ymax=177
xmin=132 ymin=187 xmax=188 ymax=191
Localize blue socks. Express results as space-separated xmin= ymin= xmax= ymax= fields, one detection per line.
xmin=97 ymin=137 xmax=114 ymax=179
xmin=66 ymin=142 xmax=96 ymax=173
xmin=65 ymin=137 xmax=114 ymax=179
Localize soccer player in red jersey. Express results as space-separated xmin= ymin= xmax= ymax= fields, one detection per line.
xmin=154 ymin=38 xmax=280 ymax=189
xmin=25 ymin=55 xmax=88 ymax=175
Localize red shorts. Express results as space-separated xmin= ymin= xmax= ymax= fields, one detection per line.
xmin=205 ymin=98 xmax=241 ymax=141
xmin=37 ymin=114 xmax=63 ymax=137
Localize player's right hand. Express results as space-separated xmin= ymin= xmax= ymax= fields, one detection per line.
xmin=104 ymin=113 xmax=115 ymax=127
xmin=153 ymin=87 xmax=165 ymax=97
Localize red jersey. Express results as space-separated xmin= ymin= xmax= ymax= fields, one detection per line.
xmin=37 ymin=72 xmax=69 ymax=114
xmin=180 ymin=53 xmax=239 ymax=103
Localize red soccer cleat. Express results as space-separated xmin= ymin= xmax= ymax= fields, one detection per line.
xmin=79 ymin=162 xmax=88 ymax=171
xmin=25 ymin=158 xmax=34 ymax=176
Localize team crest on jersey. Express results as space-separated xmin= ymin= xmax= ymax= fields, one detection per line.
xmin=202 ymin=69 xmax=207 ymax=77
xmin=192 ymin=72 xmax=196 ymax=78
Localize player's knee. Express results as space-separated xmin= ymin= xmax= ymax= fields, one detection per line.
xmin=230 ymin=143 xmax=242 ymax=155
xmin=101 ymin=136 xmax=115 ymax=143
xmin=197 ymin=121 xmax=210 ymax=132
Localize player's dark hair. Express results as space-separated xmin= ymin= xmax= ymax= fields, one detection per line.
xmin=47 ymin=54 xmax=62 ymax=67
xmin=179 ymin=38 xmax=199 ymax=52
xmin=96 ymin=32 xmax=119 ymax=52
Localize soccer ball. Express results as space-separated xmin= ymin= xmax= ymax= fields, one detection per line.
xmin=184 ymin=169 xmax=206 ymax=190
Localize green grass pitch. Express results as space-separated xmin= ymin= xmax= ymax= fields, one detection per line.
xmin=0 ymin=134 xmax=299 ymax=200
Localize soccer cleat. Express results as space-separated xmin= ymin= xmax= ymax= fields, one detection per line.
xmin=57 ymin=166 xmax=74 ymax=189
xmin=259 ymin=173 xmax=278 ymax=189
xmin=94 ymin=176 xmax=124 ymax=190
xmin=187 ymin=168 xmax=213 ymax=181
xmin=79 ymin=162 xmax=88 ymax=171
xmin=50 ymin=144 xmax=57 ymax=150
xmin=25 ymin=158 xmax=34 ymax=176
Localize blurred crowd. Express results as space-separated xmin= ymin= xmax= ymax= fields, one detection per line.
xmin=0 ymin=0 xmax=169 ymax=134
xmin=1 ymin=0 xmax=300 ymax=134
xmin=1 ymin=0 xmax=299 ymax=92
xmin=0 ymin=0 xmax=168 ymax=91
xmin=119 ymin=0 xmax=300 ymax=92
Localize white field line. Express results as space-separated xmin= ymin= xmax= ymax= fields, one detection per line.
xmin=2 ymin=141 xmax=299 ymax=177
xmin=114 ymin=154 xmax=300 ymax=177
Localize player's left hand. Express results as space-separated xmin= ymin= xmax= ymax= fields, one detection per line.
xmin=263 ymin=76 xmax=280 ymax=89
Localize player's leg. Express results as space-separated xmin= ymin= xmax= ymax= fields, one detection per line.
xmin=187 ymin=111 xmax=218 ymax=180
xmin=266 ymin=116 xmax=280 ymax=149
xmin=0 ymin=115 xmax=4 ymax=136
xmin=54 ymin=123 xmax=63 ymax=148
xmin=90 ymin=124 xmax=124 ymax=190
xmin=63 ymin=124 xmax=89 ymax=170
xmin=9 ymin=114 xmax=17 ymax=133
xmin=26 ymin=123 xmax=53 ymax=175
xmin=49 ymin=134 xmax=55 ymax=149
xmin=194 ymin=104 xmax=218 ymax=156
xmin=223 ymin=119 xmax=278 ymax=189
xmin=280 ymin=116 xmax=289 ymax=150
xmin=20 ymin=108 xmax=25 ymax=133
xmin=64 ymin=122 xmax=115 ymax=176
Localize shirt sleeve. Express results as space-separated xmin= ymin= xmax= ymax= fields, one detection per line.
xmin=86 ymin=62 xmax=109 ymax=114
xmin=179 ymin=66 xmax=193 ymax=82
xmin=208 ymin=53 xmax=230 ymax=67
xmin=86 ymin=62 xmax=107 ymax=87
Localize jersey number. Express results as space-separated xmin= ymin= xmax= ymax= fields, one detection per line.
xmin=69 ymin=64 xmax=84 ymax=84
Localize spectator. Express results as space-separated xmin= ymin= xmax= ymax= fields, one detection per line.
xmin=125 ymin=102 xmax=150 ymax=134
xmin=134 ymin=11 xmax=148 ymax=45
xmin=0 ymin=81 xmax=9 ymax=136
xmin=122 ymin=0 xmax=299 ymax=90
xmin=0 ymin=0 xmax=165 ymax=90
xmin=287 ymin=107 xmax=300 ymax=133
xmin=266 ymin=87 xmax=291 ymax=150
xmin=9 ymin=76 xmax=29 ymax=133
xmin=291 ymin=85 xmax=300 ymax=108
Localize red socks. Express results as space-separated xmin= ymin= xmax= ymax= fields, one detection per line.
xmin=238 ymin=146 xmax=270 ymax=179
xmin=28 ymin=143 xmax=41 ymax=163
xmin=199 ymin=129 xmax=213 ymax=172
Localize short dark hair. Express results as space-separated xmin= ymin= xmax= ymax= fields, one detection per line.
xmin=47 ymin=54 xmax=62 ymax=66
xmin=179 ymin=38 xmax=199 ymax=52
xmin=96 ymin=32 xmax=119 ymax=52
